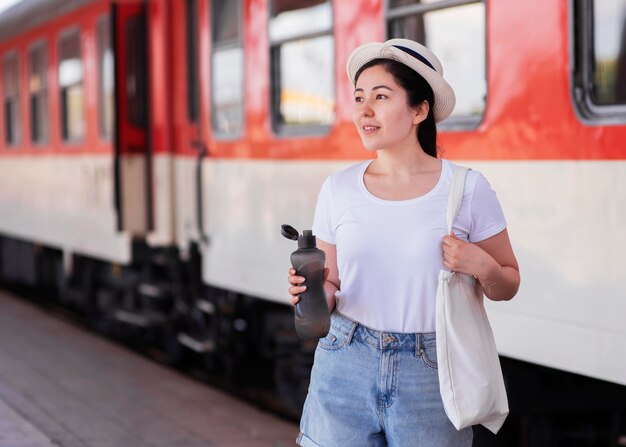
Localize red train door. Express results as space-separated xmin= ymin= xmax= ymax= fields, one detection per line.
xmin=113 ymin=1 xmax=152 ymax=235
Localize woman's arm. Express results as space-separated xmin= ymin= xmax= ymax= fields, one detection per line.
xmin=442 ymin=229 xmax=520 ymax=301
xmin=288 ymin=239 xmax=339 ymax=311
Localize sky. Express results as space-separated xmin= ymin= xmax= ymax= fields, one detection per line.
xmin=0 ymin=0 xmax=22 ymax=15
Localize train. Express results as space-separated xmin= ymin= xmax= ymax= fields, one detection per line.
xmin=1 ymin=0 xmax=625 ymax=445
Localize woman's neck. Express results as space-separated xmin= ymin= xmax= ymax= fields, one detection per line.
xmin=370 ymin=144 xmax=439 ymax=176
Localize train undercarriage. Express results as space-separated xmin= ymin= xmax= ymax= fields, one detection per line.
xmin=1 ymin=233 xmax=625 ymax=447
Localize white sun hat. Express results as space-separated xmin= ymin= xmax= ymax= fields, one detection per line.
xmin=346 ymin=38 xmax=456 ymax=123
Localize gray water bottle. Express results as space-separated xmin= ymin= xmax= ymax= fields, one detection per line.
xmin=281 ymin=225 xmax=330 ymax=340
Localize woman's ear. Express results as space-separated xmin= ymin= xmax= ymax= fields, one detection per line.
xmin=413 ymin=100 xmax=430 ymax=125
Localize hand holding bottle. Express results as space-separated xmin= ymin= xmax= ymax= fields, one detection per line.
xmin=287 ymin=267 xmax=329 ymax=305
xmin=281 ymin=225 xmax=331 ymax=339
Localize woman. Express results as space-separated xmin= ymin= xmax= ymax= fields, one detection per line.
xmin=288 ymin=38 xmax=520 ymax=447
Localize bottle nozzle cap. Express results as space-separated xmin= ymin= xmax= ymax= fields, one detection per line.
xmin=298 ymin=230 xmax=317 ymax=248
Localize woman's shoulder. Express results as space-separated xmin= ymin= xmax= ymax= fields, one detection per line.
xmin=333 ymin=160 xmax=370 ymax=177
xmin=441 ymin=159 xmax=490 ymax=191
xmin=325 ymin=160 xmax=370 ymax=186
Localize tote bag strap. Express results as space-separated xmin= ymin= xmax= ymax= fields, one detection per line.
xmin=446 ymin=167 xmax=469 ymax=234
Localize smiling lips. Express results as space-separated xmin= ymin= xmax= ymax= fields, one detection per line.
xmin=361 ymin=124 xmax=381 ymax=134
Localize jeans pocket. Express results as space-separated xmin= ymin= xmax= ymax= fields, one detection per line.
xmin=317 ymin=325 xmax=348 ymax=351
xmin=419 ymin=344 xmax=438 ymax=370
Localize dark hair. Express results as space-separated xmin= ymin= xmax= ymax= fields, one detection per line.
xmin=354 ymin=59 xmax=438 ymax=157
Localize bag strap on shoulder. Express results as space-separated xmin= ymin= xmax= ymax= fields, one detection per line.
xmin=446 ymin=167 xmax=469 ymax=234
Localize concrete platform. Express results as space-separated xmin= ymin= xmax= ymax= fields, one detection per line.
xmin=0 ymin=289 xmax=299 ymax=447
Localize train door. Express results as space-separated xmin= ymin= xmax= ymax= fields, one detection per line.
xmin=185 ymin=0 xmax=206 ymax=245
xmin=113 ymin=2 xmax=152 ymax=235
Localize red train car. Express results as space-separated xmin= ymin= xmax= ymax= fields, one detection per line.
xmin=1 ymin=0 xmax=625 ymax=444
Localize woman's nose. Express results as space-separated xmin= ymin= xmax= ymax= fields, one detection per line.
xmin=360 ymin=100 xmax=374 ymax=117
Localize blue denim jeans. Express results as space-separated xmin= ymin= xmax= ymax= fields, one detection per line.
xmin=297 ymin=312 xmax=472 ymax=447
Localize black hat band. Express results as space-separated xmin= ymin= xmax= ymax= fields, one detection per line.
xmin=392 ymin=45 xmax=436 ymax=71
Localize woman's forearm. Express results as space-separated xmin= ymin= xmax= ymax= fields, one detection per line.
xmin=479 ymin=265 xmax=520 ymax=302
xmin=324 ymin=281 xmax=338 ymax=311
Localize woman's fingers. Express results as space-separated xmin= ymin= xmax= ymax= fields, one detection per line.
xmin=287 ymin=267 xmax=306 ymax=302
xmin=289 ymin=284 xmax=307 ymax=294
xmin=288 ymin=275 xmax=305 ymax=286
xmin=289 ymin=285 xmax=305 ymax=305
xmin=287 ymin=268 xmax=305 ymax=285
xmin=442 ymin=236 xmax=461 ymax=270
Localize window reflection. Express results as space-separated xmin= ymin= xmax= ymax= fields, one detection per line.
xmin=3 ymin=52 xmax=20 ymax=146
xmin=211 ymin=0 xmax=243 ymax=137
xmin=269 ymin=1 xmax=332 ymax=42
xmin=97 ymin=15 xmax=115 ymax=139
xmin=388 ymin=1 xmax=486 ymax=122
xmin=125 ymin=16 xmax=147 ymax=128
xmin=186 ymin=0 xmax=200 ymax=122
xmin=213 ymin=0 xmax=240 ymax=43
xmin=29 ymin=42 xmax=48 ymax=145
xmin=212 ymin=47 xmax=243 ymax=134
xmin=278 ymin=36 xmax=335 ymax=126
xmin=269 ymin=0 xmax=335 ymax=133
xmin=59 ymin=30 xmax=85 ymax=141
xmin=592 ymin=0 xmax=626 ymax=104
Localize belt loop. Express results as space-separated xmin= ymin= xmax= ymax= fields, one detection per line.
xmin=415 ymin=333 xmax=422 ymax=356
xmin=345 ymin=320 xmax=357 ymax=345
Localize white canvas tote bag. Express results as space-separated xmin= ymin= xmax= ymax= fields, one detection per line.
xmin=435 ymin=166 xmax=509 ymax=434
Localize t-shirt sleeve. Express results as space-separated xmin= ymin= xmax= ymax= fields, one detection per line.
xmin=468 ymin=172 xmax=507 ymax=243
xmin=311 ymin=176 xmax=336 ymax=244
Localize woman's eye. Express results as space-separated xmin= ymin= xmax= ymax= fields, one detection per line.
xmin=354 ymin=96 xmax=363 ymax=103
xmin=376 ymin=94 xmax=387 ymax=100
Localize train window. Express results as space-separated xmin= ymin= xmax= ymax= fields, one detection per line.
xmin=28 ymin=41 xmax=49 ymax=145
xmin=186 ymin=0 xmax=200 ymax=122
xmin=211 ymin=0 xmax=244 ymax=137
xmin=97 ymin=15 xmax=115 ymax=139
xmin=573 ymin=0 xmax=626 ymax=120
xmin=58 ymin=29 xmax=85 ymax=142
xmin=269 ymin=0 xmax=335 ymax=134
xmin=387 ymin=0 xmax=486 ymax=128
xmin=2 ymin=52 xmax=20 ymax=147
xmin=125 ymin=16 xmax=148 ymax=128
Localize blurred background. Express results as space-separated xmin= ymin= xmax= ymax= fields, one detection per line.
xmin=0 ymin=1 xmax=625 ymax=446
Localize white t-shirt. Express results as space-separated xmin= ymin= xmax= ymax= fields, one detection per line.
xmin=312 ymin=159 xmax=507 ymax=333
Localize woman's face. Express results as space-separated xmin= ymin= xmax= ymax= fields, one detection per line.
xmin=352 ymin=64 xmax=422 ymax=152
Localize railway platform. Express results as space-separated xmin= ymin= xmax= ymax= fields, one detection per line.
xmin=0 ymin=289 xmax=299 ymax=447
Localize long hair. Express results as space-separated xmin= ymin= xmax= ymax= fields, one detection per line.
xmin=354 ymin=59 xmax=438 ymax=157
